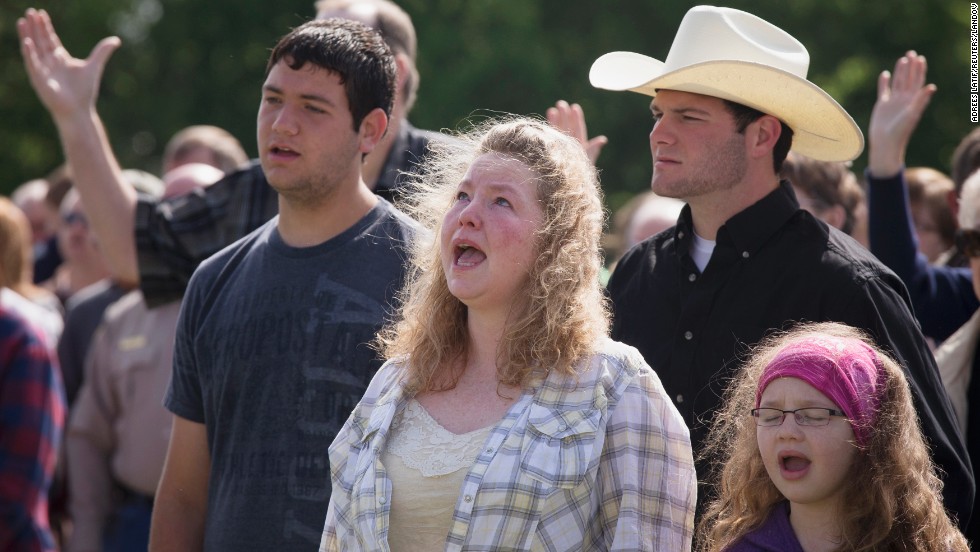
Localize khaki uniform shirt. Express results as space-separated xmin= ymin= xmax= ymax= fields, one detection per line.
xmin=66 ymin=290 xmax=179 ymax=551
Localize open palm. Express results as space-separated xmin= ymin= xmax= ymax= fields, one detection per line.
xmin=18 ymin=8 xmax=121 ymax=118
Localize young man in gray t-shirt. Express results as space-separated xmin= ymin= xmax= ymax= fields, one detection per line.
xmin=147 ymin=19 xmax=414 ymax=551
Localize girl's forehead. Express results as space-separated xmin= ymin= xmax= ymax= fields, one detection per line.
xmin=759 ymin=377 xmax=836 ymax=405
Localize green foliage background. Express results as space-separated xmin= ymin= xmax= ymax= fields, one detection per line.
xmin=1 ymin=0 xmax=975 ymax=216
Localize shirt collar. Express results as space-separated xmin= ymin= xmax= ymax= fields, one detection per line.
xmin=716 ymin=180 xmax=799 ymax=254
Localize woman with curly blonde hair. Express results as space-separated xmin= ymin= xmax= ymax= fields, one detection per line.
xmin=321 ymin=117 xmax=696 ymax=551
xmin=697 ymin=321 xmax=968 ymax=551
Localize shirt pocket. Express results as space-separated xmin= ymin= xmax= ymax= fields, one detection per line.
xmin=519 ymin=403 xmax=602 ymax=489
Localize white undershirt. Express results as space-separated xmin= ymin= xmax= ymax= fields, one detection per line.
xmin=690 ymin=232 xmax=716 ymax=272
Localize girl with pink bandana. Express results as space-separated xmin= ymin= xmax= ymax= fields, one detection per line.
xmin=697 ymin=322 xmax=967 ymax=551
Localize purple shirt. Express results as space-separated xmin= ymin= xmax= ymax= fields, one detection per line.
xmin=726 ymin=502 xmax=804 ymax=552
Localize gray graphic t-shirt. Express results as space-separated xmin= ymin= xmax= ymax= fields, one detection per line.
xmin=166 ymin=200 xmax=417 ymax=551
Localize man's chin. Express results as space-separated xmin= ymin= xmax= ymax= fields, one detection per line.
xmin=650 ymin=178 xmax=684 ymax=200
xmin=262 ymin=168 xmax=297 ymax=192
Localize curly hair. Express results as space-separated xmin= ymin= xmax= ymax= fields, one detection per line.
xmin=697 ymin=322 xmax=968 ymax=552
xmin=376 ymin=117 xmax=610 ymax=394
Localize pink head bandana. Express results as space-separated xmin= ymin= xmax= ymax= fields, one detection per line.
xmin=755 ymin=334 xmax=884 ymax=447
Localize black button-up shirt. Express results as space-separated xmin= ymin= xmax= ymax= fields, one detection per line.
xmin=608 ymin=180 xmax=974 ymax=527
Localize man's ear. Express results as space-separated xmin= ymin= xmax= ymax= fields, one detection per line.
xmin=948 ymin=188 xmax=960 ymax=219
xmin=358 ymin=107 xmax=389 ymax=155
xmin=745 ymin=115 xmax=782 ymax=158
xmin=394 ymin=53 xmax=410 ymax=100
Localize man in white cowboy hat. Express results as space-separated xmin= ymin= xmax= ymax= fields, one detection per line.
xmin=591 ymin=5 xmax=973 ymax=526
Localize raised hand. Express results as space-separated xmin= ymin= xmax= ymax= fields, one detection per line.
xmin=546 ymin=100 xmax=608 ymax=164
xmin=867 ymin=50 xmax=937 ymax=177
xmin=18 ymin=8 xmax=121 ymax=121
xmin=17 ymin=8 xmax=142 ymax=288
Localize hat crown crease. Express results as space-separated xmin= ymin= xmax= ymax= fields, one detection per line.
xmin=664 ymin=8 xmax=809 ymax=78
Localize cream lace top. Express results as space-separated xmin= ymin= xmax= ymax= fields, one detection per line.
xmin=381 ymin=399 xmax=493 ymax=552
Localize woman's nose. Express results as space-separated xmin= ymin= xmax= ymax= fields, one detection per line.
xmin=457 ymin=199 xmax=482 ymax=228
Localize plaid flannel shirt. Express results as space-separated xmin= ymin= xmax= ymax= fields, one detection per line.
xmin=0 ymin=307 xmax=65 ymax=552
xmin=321 ymin=339 xmax=696 ymax=551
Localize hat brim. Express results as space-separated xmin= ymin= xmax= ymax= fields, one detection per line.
xmin=590 ymin=52 xmax=864 ymax=162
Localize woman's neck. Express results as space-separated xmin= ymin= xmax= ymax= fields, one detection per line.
xmin=788 ymin=500 xmax=844 ymax=552
xmin=414 ymin=308 xmax=520 ymax=435
xmin=463 ymin=308 xmax=511 ymax=379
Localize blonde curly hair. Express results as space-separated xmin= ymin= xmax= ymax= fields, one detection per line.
xmin=697 ymin=321 xmax=968 ymax=552
xmin=376 ymin=116 xmax=609 ymax=393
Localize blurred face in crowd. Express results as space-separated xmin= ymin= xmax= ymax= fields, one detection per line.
xmin=912 ymin=203 xmax=952 ymax=263
xmin=58 ymin=192 xmax=101 ymax=263
xmin=960 ymin=174 xmax=980 ymax=298
xmin=961 ymin=224 xmax=980 ymax=299
xmin=19 ymin=196 xmax=57 ymax=247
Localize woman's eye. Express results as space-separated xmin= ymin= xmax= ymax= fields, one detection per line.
xmin=494 ymin=197 xmax=511 ymax=207
xmin=455 ymin=191 xmax=469 ymax=201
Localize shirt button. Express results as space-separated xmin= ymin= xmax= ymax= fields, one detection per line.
xmin=379 ymin=496 xmax=387 ymax=504
xmin=742 ymin=251 xmax=750 ymax=259
xmin=676 ymin=395 xmax=684 ymax=404
xmin=558 ymin=423 xmax=567 ymax=432
xmin=678 ymin=231 xmax=685 ymax=239
xmin=688 ymin=273 xmax=696 ymax=282
xmin=464 ymin=495 xmax=472 ymax=503
xmin=485 ymin=447 xmax=493 ymax=454
xmin=684 ymin=331 xmax=693 ymax=340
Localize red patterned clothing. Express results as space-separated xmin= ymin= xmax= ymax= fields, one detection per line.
xmin=0 ymin=306 xmax=65 ymax=552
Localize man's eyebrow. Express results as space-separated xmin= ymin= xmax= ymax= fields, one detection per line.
xmin=651 ymin=104 xmax=711 ymax=117
xmin=262 ymin=84 xmax=336 ymax=107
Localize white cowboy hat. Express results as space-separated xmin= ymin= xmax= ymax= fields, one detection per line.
xmin=589 ymin=5 xmax=864 ymax=162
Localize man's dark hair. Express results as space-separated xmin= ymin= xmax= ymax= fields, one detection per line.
xmin=723 ymin=100 xmax=794 ymax=173
xmin=267 ymin=18 xmax=396 ymax=131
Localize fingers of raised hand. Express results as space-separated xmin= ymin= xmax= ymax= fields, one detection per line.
xmin=892 ymin=51 xmax=929 ymax=94
xmin=548 ymin=100 xmax=586 ymax=139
